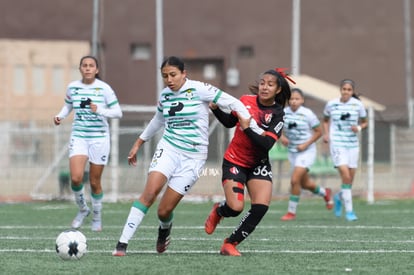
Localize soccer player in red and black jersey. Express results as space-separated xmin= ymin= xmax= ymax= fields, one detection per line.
xmin=205 ymin=69 xmax=293 ymax=256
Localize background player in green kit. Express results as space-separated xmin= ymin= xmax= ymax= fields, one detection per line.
xmin=323 ymin=79 xmax=368 ymax=221
xmin=280 ymin=88 xmax=333 ymax=221
xmin=54 ymin=55 xmax=122 ymax=231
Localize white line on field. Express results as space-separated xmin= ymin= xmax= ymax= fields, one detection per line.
xmin=2 ymin=224 xmax=414 ymax=230
xmin=1 ymin=248 xmax=414 ymax=254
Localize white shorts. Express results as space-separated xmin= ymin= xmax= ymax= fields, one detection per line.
xmin=149 ymin=141 xmax=206 ymax=195
xmin=330 ymin=146 xmax=359 ymax=168
xmin=288 ymin=146 xmax=316 ymax=170
xmin=69 ymin=136 xmax=110 ymax=165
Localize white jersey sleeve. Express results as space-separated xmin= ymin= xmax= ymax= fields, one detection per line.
xmin=139 ymin=101 xmax=165 ymax=141
xmin=196 ymin=82 xmax=264 ymax=134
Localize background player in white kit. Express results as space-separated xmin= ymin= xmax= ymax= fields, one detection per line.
xmin=280 ymin=88 xmax=333 ymax=221
xmin=54 ymin=55 xmax=122 ymax=231
xmin=112 ymin=56 xmax=263 ymax=256
xmin=323 ymin=79 xmax=367 ymax=221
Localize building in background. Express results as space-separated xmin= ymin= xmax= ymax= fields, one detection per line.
xmin=0 ymin=0 xmax=413 ymax=199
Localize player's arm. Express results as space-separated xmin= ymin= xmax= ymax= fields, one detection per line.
xmin=209 ymin=90 xmax=264 ymax=135
xmin=54 ymin=102 xmax=73 ymax=125
xmin=238 ymin=113 xmax=282 ymax=151
xmin=93 ymin=100 xmax=123 ymax=118
xmin=297 ymin=124 xmax=322 ymax=152
xmin=139 ymin=103 xmax=165 ymax=141
xmin=243 ymin=128 xmax=278 ymax=151
xmin=209 ymin=102 xmax=238 ymax=128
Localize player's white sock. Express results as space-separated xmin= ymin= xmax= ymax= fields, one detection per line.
xmin=318 ymin=186 xmax=326 ymax=197
xmin=287 ymin=195 xmax=299 ymax=214
xmin=72 ymin=184 xmax=88 ymax=210
xmin=341 ymin=184 xmax=353 ymax=212
xmin=119 ymin=201 xmax=148 ymax=243
xmin=91 ymin=192 xmax=103 ymax=231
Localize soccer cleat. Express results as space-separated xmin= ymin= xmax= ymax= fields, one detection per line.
xmin=156 ymin=224 xmax=172 ymax=253
xmin=280 ymin=212 xmax=296 ymax=221
xmin=204 ymin=202 xmax=223 ymax=234
xmin=71 ymin=208 xmax=90 ymax=229
xmin=324 ymin=188 xmax=334 ymax=210
xmin=345 ymin=211 xmax=358 ymax=221
xmin=91 ymin=210 xmax=102 ymax=232
xmin=112 ymin=241 xmax=128 ymax=256
xmin=91 ymin=219 xmax=102 ymax=232
xmin=333 ymin=193 xmax=342 ymax=217
xmin=220 ymin=238 xmax=241 ymax=256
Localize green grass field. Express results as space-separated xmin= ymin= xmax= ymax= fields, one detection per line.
xmin=1 ymin=198 xmax=414 ymax=274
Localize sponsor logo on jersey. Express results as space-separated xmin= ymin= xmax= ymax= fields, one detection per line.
xmin=274 ymin=121 xmax=284 ymax=134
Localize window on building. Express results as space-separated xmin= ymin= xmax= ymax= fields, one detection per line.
xmin=52 ymin=66 xmax=65 ymax=94
xmin=13 ymin=65 xmax=26 ymax=95
xmin=32 ymin=65 xmax=45 ymax=95
xmin=131 ymin=43 xmax=151 ymax=60
xmin=238 ymin=45 xmax=254 ymax=58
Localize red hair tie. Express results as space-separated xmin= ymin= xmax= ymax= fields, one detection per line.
xmin=275 ymin=67 xmax=296 ymax=84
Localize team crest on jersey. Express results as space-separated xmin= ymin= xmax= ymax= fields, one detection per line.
xmin=183 ymin=88 xmax=195 ymax=100
xmin=264 ymin=113 xmax=273 ymax=124
xmin=94 ymin=87 xmax=102 ymax=96
xmin=229 ymin=166 xmax=239 ymax=175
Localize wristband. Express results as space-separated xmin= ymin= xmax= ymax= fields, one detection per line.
xmin=357 ymin=125 xmax=362 ymax=132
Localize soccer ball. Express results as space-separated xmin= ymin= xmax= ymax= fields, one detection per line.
xmin=55 ymin=229 xmax=87 ymax=260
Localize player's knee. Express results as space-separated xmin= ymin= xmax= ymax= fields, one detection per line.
xmin=70 ymin=175 xmax=83 ymax=185
xmin=219 ymin=202 xmax=243 ymax=217
xmin=157 ymin=208 xmax=172 ymax=220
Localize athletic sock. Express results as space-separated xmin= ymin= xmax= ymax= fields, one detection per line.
xmin=91 ymin=192 xmax=103 ymax=218
xmin=119 ymin=201 xmax=148 ymax=244
xmin=228 ymin=204 xmax=268 ymax=244
xmin=287 ymin=195 xmax=299 ymax=214
xmin=313 ymin=186 xmax=326 ymax=197
xmin=159 ymin=213 xmax=173 ymax=229
xmin=341 ymin=184 xmax=353 ymax=212
xmin=71 ymin=184 xmax=88 ymax=210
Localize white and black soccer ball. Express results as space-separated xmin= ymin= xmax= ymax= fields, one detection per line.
xmin=55 ymin=229 xmax=87 ymax=260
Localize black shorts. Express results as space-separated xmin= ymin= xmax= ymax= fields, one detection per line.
xmin=221 ymin=158 xmax=273 ymax=184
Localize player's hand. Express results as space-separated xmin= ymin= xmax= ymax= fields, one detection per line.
xmin=280 ymin=135 xmax=289 ymax=146
xmin=209 ymin=102 xmax=218 ymax=110
xmin=296 ymin=143 xmax=307 ymax=152
xmin=236 ymin=112 xmax=251 ymax=130
xmin=323 ymin=134 xmax=329 ymax=143
xmin=127 ymin=146 xmax=139 ymax=166
xmin=90 ymin=102 xmax=98 ymax=113
xmin=54 ymin=117 xmax=61 ymax=126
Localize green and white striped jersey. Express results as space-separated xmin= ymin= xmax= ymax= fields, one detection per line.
xmin=283 ymin=105 xmax=320 ymax=153
xmin=323 ymin=97 xmax=367 ymax=148
xmin=57 ymin=79 xmax=122 ymax=139
xmin=140 ymin=79 xmax=252 ymax=158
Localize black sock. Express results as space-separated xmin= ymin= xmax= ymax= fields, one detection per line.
xmin=228 ymin=204 xmax=268 ymax=244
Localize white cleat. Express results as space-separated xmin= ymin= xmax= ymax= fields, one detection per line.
xmin=71 ymin=208 xmax=90 ymax=229
xmin=91 ymin=210 xmax=102 ymax=232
